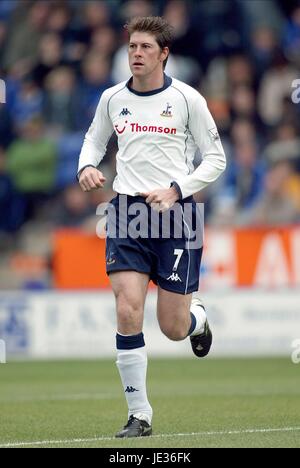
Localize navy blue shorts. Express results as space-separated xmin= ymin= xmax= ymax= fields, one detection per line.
xmin=105 ymin=194 xmax=203 ymax=295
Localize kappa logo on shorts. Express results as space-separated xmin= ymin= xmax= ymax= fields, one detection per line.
xmin=167 ymin=273 xmax=182 ymax=282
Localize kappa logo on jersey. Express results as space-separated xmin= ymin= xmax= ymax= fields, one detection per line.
xmin=115 ymin=121 xmax=177 ymax=135
xmin=167 ymin=273 xmax=182 ymax=282
xmin=161 ymin=103 xmax=173 ymax=117
xmin=119 ymin=108 xmax=132 ymax=116
xmin=209 ymin=127 xmax=220 ymax=141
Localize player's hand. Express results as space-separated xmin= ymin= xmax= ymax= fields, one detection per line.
xmin=140 ymin=187 xmax=179 ymax=212
xmin=79 ymin=167 xmax=106 ymax=192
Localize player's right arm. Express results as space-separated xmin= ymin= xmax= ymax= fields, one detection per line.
xmin=79 ymin=166 xmax=106 ymax=192
xmin=77 ymin=90 xmax=114 ymax=192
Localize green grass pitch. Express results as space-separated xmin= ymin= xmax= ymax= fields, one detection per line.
xmin=0 ymin=358 xmax=299 ymax=448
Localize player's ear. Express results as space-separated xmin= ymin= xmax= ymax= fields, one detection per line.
xmin=161 ymin=47 xmax=169 ymax=62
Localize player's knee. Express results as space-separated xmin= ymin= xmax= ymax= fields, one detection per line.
xmin=116 ymin=295 xmax=142 ymax=329
xmin=160 ymin=324 xmax=187 ymax=342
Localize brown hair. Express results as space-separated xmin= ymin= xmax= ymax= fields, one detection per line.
xmin=125 ymin=16 xmax=173 ymax=67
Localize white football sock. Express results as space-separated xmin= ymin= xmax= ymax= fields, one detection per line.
xmin=116 ymin=346 xmax=152 ymax=425
xmin=189 ymin=299 xmax=207 ymax=336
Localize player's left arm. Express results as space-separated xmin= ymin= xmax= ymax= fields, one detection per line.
xmin=141 ymin=93 xmax=226 ymax=210
xmin=173 ymin=93 xmax=226 ymax=199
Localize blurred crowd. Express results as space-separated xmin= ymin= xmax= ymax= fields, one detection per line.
xmin=0 ymin=0 xmax=300 ymax=248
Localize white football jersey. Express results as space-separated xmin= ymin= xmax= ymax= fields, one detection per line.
xmin=78 ymin=75 xmax=226 ymax=199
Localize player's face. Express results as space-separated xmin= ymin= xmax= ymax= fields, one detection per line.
xmin=128 ymin=32 xmax=168 ymax=78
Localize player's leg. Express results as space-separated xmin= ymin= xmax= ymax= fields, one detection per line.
xmin=109 ymin=270 xmax=153 ymax=438
xmin=157 ymin=288 xmax=208 ymax=341
xmin=154 ymin=197 xmax=212 ymax=356
xmin=157 ymin=287 xmax=212 ymax=357
xmin=111 ymin=270 xmax=148 ymax=335
xmin=157 ymin=289 xmax=192 ymax=340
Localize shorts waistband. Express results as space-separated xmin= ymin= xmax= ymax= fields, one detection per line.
xmin=115 ymin=193 xmax=194 ymax=204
